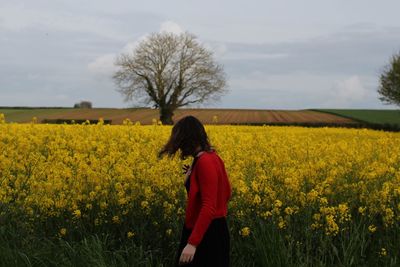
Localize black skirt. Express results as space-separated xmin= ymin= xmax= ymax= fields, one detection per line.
xmin=174 ymin=216 xmax=230 ymax=267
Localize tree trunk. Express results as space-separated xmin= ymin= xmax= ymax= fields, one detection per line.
xmin=159 ymin=107 xmax=174 ymax=125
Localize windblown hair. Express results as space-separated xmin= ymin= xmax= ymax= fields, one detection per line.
xmin=158 ymin=115 xmax=215 ymax=160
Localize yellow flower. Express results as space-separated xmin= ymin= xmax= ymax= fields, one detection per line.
xmin=100 ymin=202 xmax=108 ymax=210
xmin=112 ymin=215 xmax=120 ymax=224
xmin=278 ymin=217 xmax=286 ymax=229
xmin=379 ymin=248 xmax=387 ymax=257
xmin=177 ymin=207 xmax=185 ymax=215
xmin=118 ymin=197 xmax=127 ymax=205
xmin=89 ymin=191 xmax=96 ymax=199
xmin=122 ymin=118 xmax=132 ymax=125
xmin=253 ymin=194 xmax=261 ymax=205
xmin=0 ymin=113 xmax=5 ymax=123
xmin=261 ymin=211 xmax=272 ymax=219
xmin=358 ymin=206 xmax=366 ymax=216
xmin=368 ymin=224 xmax=377 ymax=233
xmin=59 ymin=228 xmax=67 ymax=236
xmin=383 ymin=208 xmax=394 ymax=227
xmin=274 ymin=199 xmax=283 ymax=208
xmin=127 ymin=231 xmax=135 ymax=239
xmin=239 ymin=227 xmax=251 ymax=237
xmin=313 ymin=213 xmax=321 ymax=221
xmin=166 ymin=229 xmax=172 ymax=236
xmin=141 ymin=200 xmax=149 ymax=209
xmin=319 ymin=197 xmax=328 ymax=206
xmin=2 ymin=121 xmax=400 ymax=250
xmin=72 ymin=209 xmax=81 ymax=219
xmin=337 ymin=203 xmax=351 ymax=223
xmin=325 ymin=214 xmax=339 ymax=236
xmin=306 ymin=189 xmax=319 ymax=202
xmin=284 ymin=207 xmax=294 ymax=215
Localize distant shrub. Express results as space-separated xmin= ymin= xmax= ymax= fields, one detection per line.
xmin=74 ymin=101 xmax=92 ymax=108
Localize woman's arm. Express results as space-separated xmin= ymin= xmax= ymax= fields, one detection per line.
xmin=187 ymin=156 xmax=219 ymax=246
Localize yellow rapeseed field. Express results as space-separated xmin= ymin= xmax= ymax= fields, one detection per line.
xmin=1 ymin=114 xmax=400 ymax=242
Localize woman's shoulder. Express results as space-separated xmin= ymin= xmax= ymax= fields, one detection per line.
xmin=197 ymin=149 xmax=219 ymax=165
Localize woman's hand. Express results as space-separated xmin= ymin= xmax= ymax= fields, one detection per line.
xmin=179 ymin=243 xmax=197 ymax=265
xmin=182 ymin=164 xmax=190 ymax=174
xmin=179 ymin=244 xmax=196 ymax=265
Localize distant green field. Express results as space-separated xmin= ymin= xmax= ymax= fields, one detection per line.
xmin=310 ymin=109 xmax=400 ymax=126
xmin=0 ymin=108 xmax=70 ymax=122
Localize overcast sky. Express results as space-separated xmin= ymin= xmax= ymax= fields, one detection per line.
xmin=1 ymin=0 xmax=400 ymax=109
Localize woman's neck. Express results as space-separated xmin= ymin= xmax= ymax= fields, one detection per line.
xmin=193 ymin=145 xmax=204 ymax=157
xmin=195 ymin=150 xmax=205 ymax=157
xmin=193 ymin=146 xmax=214 ymax=157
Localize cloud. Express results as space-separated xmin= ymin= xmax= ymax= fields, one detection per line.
xmin=159 ymin=20 xmax=184 ymax=34
xmin=88 ymin=20 xmax=235 ymax=76
xmin=212 ymin=43 xmax=228 ymax=58
xmin=220 ymin=25 xmax=400 ymax=78
xmin=87 ymin=36 xmax=148 ymax=76
xmin=87 ymin=53 xmax=117 ymax=76
xmin=0 ymin=89 xmax=72 ymax=106
xmin=54 ymin=94 xmax=70 ymax=100
xmin=222 ymin=52 xmax=288 ymax=60
xmin=223 ymin=71 xmax=384 ymax=109
xmin=87 ymin=21 xmax=187 ymax=76
xmin=0 ymin=3 xmax=126 ymax=40
xmin=334 ymin=76 xmax=368 ymax=101
xmin=120 ymin=34 xmax=151 ymax=56
xmin=322 ymin=75 xmax=369 ymax=107
xmin=201 ymin=41 xmax=228 ymax=59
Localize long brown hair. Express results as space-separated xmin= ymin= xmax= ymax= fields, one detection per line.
xmin=158 ymin=115 xmax=215 ymax=160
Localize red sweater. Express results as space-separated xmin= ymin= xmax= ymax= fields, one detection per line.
xmin=184 ymin=150 xmax=232 ymax=247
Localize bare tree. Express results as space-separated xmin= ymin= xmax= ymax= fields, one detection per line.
xmin=378 ymin=51 xmax=400 ymax=108
xmin=113 ymin=31 xmax=228 ymax=125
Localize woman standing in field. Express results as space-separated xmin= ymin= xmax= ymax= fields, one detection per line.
xmin=158 ymin=115 xmax=232 ymax=266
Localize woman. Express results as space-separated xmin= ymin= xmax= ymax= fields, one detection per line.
xmin=158 ymin=115 xmax=232 ymax=266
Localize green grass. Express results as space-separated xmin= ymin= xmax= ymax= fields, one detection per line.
xmin=310 ymin=109 xmax=400 ymax=126
xmin=0 ymin=109 xmax=69 ymax=122
xmin=1 ymin=216 xmax=399 ymax=267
